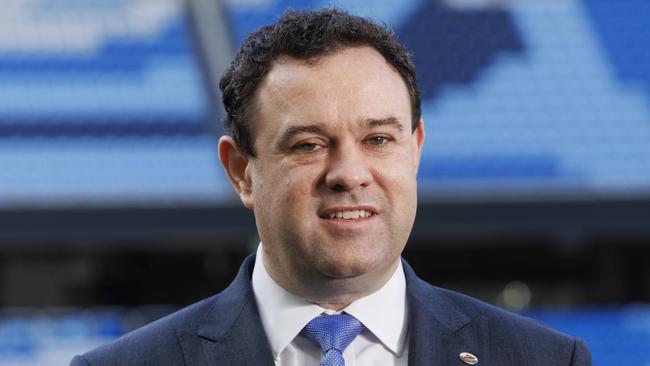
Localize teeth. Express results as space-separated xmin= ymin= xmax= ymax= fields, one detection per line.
xmin=342 ymin=211 xmax=357 ymax=219
xmin=327 ymin=210 xmax=373 ymax=220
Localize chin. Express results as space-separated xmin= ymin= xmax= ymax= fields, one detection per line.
xmin=315 ymin=257 xmax=373 ymax=280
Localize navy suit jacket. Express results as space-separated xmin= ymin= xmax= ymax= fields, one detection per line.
xmin=70 ymin=255 xmax=591 ymax=365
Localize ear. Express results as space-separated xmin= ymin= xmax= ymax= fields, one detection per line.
xmin=218 ymin=136 xmax=255 ymax=209
xmin=413 ymin=118 xmax=425 ymax=172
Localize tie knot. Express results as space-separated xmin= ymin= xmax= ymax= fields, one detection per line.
xmin=302 ymin=313 xmax=364 ymax=356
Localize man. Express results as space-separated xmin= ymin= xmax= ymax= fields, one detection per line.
xmin=71 ymin=9 xmax=591 ymax=366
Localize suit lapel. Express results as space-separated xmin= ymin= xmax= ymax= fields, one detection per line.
xmin=179 ymin=255 xmax=275 ymax=366
xmin=404 ymin=260 xmax=489 ymax=366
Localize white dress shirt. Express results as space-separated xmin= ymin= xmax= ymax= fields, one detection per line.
xmin=251 ymin=244 xmax=409 ymax=366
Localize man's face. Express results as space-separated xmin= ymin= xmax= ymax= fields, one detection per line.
xmin=226 ymin=46 xmax=424 ymax=296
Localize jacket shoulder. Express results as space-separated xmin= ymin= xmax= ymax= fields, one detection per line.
xmin=75 ymin=294 xmax=217 ymax=366
xmin=434 ymin=286 xmax=591 ymax=365
xmin=73 ymin=255 xmax=259 ymax=366
xmin=437 ymin=286 xmax=567 ymax=336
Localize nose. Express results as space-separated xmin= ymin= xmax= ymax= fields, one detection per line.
xmin=325 ymin=142 xmax=372 ymax=191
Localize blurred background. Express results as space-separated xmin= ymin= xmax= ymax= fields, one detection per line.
xmin=1 ymin=0 xmax=649 ymax=364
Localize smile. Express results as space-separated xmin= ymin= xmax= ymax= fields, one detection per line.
xmin=327 ymin=210 xmax=375 ymax=220
xmin=319 ymin=205 xmax=379 ymax=222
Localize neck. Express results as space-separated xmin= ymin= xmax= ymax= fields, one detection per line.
xmin=262 ymin=254 xmax=399 ymax=311
xmin=300 ymin=281 xmax=372 ymax=311
xmin=312 ymin=299 xmax=353 ymax=312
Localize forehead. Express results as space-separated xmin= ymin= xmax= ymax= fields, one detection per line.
xmin=253 ymin=46 xmax=412 ymax=135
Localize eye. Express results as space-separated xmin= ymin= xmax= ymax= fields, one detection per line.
xmin=291 ymin=141 xmax=324 ymax=152
xmin=365 ymin=135 xmax=390 ymax=146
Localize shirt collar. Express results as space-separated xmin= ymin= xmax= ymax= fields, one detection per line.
xmin=251 ymin=243 xmax=408 ymax=360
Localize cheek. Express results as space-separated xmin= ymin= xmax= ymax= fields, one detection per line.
xmin=255 ymin=164 xmax=320 ymax=215
xmin=284 ymin=169 xmax=322 ymax=214
xmin=373 ymin=159 xmax=419 ymax=221
xmin=374 ymin=155 xmax=418 ymax=190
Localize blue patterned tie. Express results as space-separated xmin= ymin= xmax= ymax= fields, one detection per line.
xmin=302 ymin=313 xmax=365 ymax=366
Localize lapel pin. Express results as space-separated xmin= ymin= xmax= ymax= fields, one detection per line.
xmin=459 ymin=352 xmax=478 ymax=365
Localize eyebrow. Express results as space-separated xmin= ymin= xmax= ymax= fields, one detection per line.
xmin=277 ymin=124 xmax=327 ymax=148
xmin=364 ymin=116 xmax=405 ymax=131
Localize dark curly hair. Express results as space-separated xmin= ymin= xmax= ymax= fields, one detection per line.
xmin=219 ymin=8 xmax=421 ymax=156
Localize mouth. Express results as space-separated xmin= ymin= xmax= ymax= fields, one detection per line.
xmin=319 ymin=207 xmax=378 ymax=221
